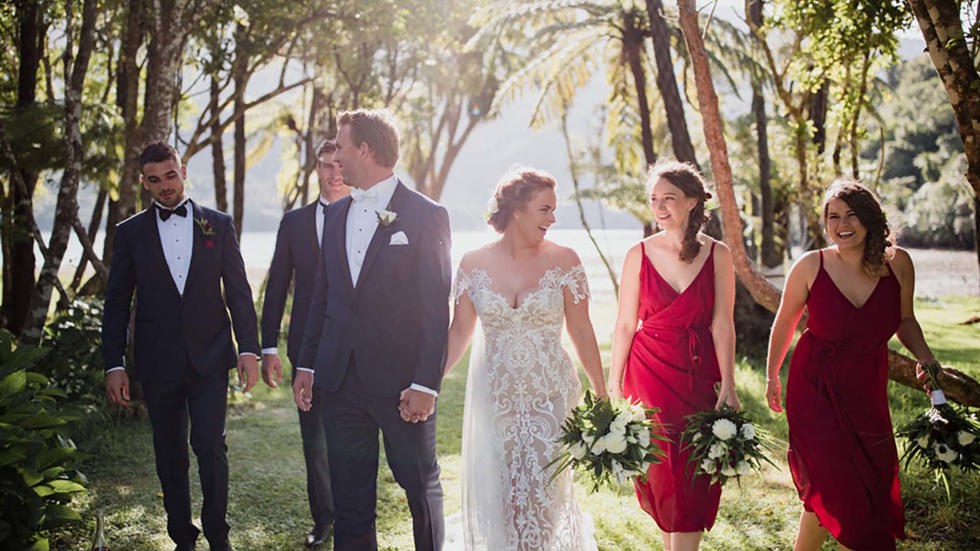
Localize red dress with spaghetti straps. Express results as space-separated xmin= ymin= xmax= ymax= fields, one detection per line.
xmin=623 ymin=241 xmax=722 ymax=533
xmin=786 ymin=250 xmax=905 ymax=550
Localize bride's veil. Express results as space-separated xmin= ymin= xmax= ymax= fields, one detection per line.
xmin=460 ymin=320 xmax=507 ymax=548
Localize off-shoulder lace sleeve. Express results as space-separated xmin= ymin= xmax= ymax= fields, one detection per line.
xmin=559 ymin=264 xmax=590 ymax=304
xmin=452 ymin=268 xmax=470 ymax=305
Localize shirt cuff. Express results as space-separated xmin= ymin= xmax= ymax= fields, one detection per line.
xmin=261 ymin=347 xmax=278 ymax=355
xmin=410 ymin=383 xmax=438 ymax=397
xmin=106 ymin=366 xmax=125 ymax=374
xmin=296 ymin=367 xmax=315 ymax=374
xmin=239 ymin=352 xmax=260 ymax=360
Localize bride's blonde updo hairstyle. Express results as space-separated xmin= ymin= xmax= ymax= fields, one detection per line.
xmin=647 ymin=160 xmax=713 ymax=263
xmin=487 ymin=168 xmax=557 ymax=233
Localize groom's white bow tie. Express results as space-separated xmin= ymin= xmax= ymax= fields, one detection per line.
xmin=350 ymin=186 xmax=378 ymax=204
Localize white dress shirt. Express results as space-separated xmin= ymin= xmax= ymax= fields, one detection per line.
xmin=156 ymin=198 xmax=194 ymax=296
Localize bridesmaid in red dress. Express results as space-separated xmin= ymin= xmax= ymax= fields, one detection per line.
xmin=608 ymin=161 xmax=740 ymax=551
xmin=765 ymin=179 xmax=938 ymax=551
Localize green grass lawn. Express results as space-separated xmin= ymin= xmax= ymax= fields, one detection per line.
xmin=56 ymin=297 xmax=980 ymax=549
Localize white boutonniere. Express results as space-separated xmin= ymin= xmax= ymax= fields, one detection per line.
xmin=376 ymin=209 xmax=398 ymax=227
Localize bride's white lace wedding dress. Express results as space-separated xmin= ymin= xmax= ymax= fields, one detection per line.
xmin=447 ymin=265 xmax=597 ymax=551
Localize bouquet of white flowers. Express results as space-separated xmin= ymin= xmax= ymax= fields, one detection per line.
xmin=549 ymin=391 xmax=667 ymax=492
xmin=896 ymin=362 xmax=980 ymax=500
xmin=679 ymin=406 xmax=776 ymax=487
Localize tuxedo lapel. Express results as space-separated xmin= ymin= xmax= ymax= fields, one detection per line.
xmin=145 ymin=209 xmax=181 ymax=297
xmin=353 ymin=182 xmax=407 ymax=296
xmin=186 ymin=202 xmax=209 ymax=294
xmin=302 ymin=202 xmax=319 ymax=254
xmin=334 ymin=197 xmax=356 ymax=293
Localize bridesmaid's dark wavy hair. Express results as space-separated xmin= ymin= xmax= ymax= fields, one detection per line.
xmin=487 ymin=168 xmax=557 ymax=233
xmin=822 ymin=178 xmax=894 ymax=276
xmin=647 ymin=160 xmax=712 ymax=263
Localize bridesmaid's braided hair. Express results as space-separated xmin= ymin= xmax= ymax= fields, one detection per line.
xmin=487 ymin=168 xmax=557 ymax=233
xmin=822 ymin=179 xmax=894 ymax=277
xmin=647 ymin=161 xmax=712 ymax=263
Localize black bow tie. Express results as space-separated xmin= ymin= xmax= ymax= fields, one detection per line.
xmin=158 ymin=203 xmax=187 ymax=221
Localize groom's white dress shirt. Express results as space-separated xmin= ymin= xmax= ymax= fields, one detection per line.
xmin=297 ymin=176 xmax=437 ymax=397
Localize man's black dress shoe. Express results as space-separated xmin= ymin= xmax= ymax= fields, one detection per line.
xmin=305 ymin=524 xmax=332 ymax=548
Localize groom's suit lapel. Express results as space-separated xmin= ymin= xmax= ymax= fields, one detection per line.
xmin=334 ymin=197 xmax=356 ymax=294
xmin=352 ymin=181 xmax=408 ymax=299
xmin=144 ymin=208 xmax=182 ymax=298
xmin=186 ymin=202 xmax=208 ymax=294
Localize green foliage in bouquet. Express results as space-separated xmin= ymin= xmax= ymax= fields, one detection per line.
xmin=680 ymin=406 xmax=777 ymax=487
xmin=549 ymin=391 xmax=667 ymax=493
xmin=896 ymin=362 xmax=980 ymax=500
xmin=0 ymin=330 xmax=88 ymax=550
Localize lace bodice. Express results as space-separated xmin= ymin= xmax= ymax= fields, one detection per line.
xmin=451 ymin=265 xmax=595 ymax=551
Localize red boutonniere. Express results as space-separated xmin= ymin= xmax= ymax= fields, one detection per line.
xmin=196 ymin=217 xmax=216 ymax=247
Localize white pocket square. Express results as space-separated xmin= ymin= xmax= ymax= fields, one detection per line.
xmin=389 ymin=231 xmax=409 ymax=245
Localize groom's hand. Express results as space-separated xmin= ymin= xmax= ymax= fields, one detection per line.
xmin=399 ymin=387 xmax=436 ymax=423
xmin=237 ymin=354 xmax=259 ymax=392
xmin=262 ymin=353 xmax=282 ymax=388
xmin=293 ymin=370 xmax=314 ymax=412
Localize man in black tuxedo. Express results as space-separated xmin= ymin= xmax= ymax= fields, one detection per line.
xmin=260 ymin=139 xmax=349 ymax=547
xmin=102 ymin=142 xmax=260 ymax=551
xmin=293 ymin=109 xmax=451 ymax=551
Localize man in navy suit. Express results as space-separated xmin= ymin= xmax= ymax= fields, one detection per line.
xmin=260 ymin=139 xmax=349 ymax=547
xmin=102 ymin=142 xmax=259 ymax=551
xmin=293 ymin=109 xmax=451 ymax=551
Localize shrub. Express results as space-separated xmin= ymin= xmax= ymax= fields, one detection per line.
xmin=0 ymin=330 xmax=87 ymax=550
xmin=40 ymin=298 xmax=105 ymax=411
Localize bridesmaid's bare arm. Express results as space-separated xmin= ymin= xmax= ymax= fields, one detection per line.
xmin=608 ymin=243 xmax=643 ymax=399
xmin=891 ymin=248 xmax=937 ymax=385
xmin=709 ymin=241 xmax=740 ymax=410
xmin=764 ymin=251 xmax=819 ymax=412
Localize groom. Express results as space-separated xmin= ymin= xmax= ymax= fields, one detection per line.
xmin=293 ymin=109 xmax=451 ymax=551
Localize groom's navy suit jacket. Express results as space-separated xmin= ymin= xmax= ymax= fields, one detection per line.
xmin=261 ymin=202 xmax=321 ymax=364
xmin=102 ymin=202 xmax=259 ymax=381
xmin=297 ymin=181 xmax=451 ymax=395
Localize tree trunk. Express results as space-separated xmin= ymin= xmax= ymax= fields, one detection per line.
xmin=104 ymin=0 xmax=144 ymax=270
xmin=21 ymin=0 xmax=97 ymax=344
xmin=645 ymin=0 xmax=699 ymax=168
xmin=4 ymin=0 xmax=44 ymax=335
xmin=908 ymin=0 xmax=980 ymax=294
xmin=677 ymin=0 xmax=980 ymax=406
xmin=232 ymin=52 xmax=247 ymax=238
xmin=210 ymin=74 xmax=228 ymax=212
xmin=622 ymin=9 xmax=657 ymax=168
xmin=70 ymin=187 xmax=107 ymax=292
xmin=747 ymin=0 xmax=780 ymax=268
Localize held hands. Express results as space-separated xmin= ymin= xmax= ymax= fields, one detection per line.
xmin=766 ymin=378 xmax=783 ymax=413
xmin=237 ymin=354 xmax=259 ymax=392
xmin=399 ymin=387 xmax=436 ymax=424
xmin=293 ymin=370 xmax=314 ymax=412
xmin=262 ymin=353 xmax=283 ymax=388
xmin=714 ymin=381 xmax=741 ymax=411
xmin=105 ymin=370 xmax=131 ymax=407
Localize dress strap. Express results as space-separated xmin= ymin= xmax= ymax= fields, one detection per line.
xmin=819 ymin=249 xmax=824 ymax=268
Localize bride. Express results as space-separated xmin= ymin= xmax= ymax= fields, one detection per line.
xmin=443 ymin=168 xmax=607 ymax=550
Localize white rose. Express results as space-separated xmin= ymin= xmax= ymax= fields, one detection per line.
xmin=701 ymin=458 xmax=717 ymax=474
xmin=740 ymin=423 xmax=756 ymax=441
xmin=917 ymin=435 xmax=931 ymax=449
xmin=957 ymin=431 xmax=977 ymax=446
xmin=597 ymin=432 xmax=629 ymax=455
xmin=736 ymin=461 xmax=752 ymax=475
xmin=708 ymin=442 xmax=728 ymax=459
xmin=610 ymin=418 xmax=628 ymax=437
xmin=934 ymin=443 xmax=958 ymax=463
xmin=582 ymin=433 xmax=595 ymax=446
xmin=570 ymin=441 xmax=588 ymax=460
xmin=721 ymin=463 xmax=737 ymax=477
xmin=590 ymin=437 xmax=605 ymax=455
xmin=630 ymin=404 xmax=647 ymax=422
xmin=712 ymin=418 xmax=738 ymax=441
